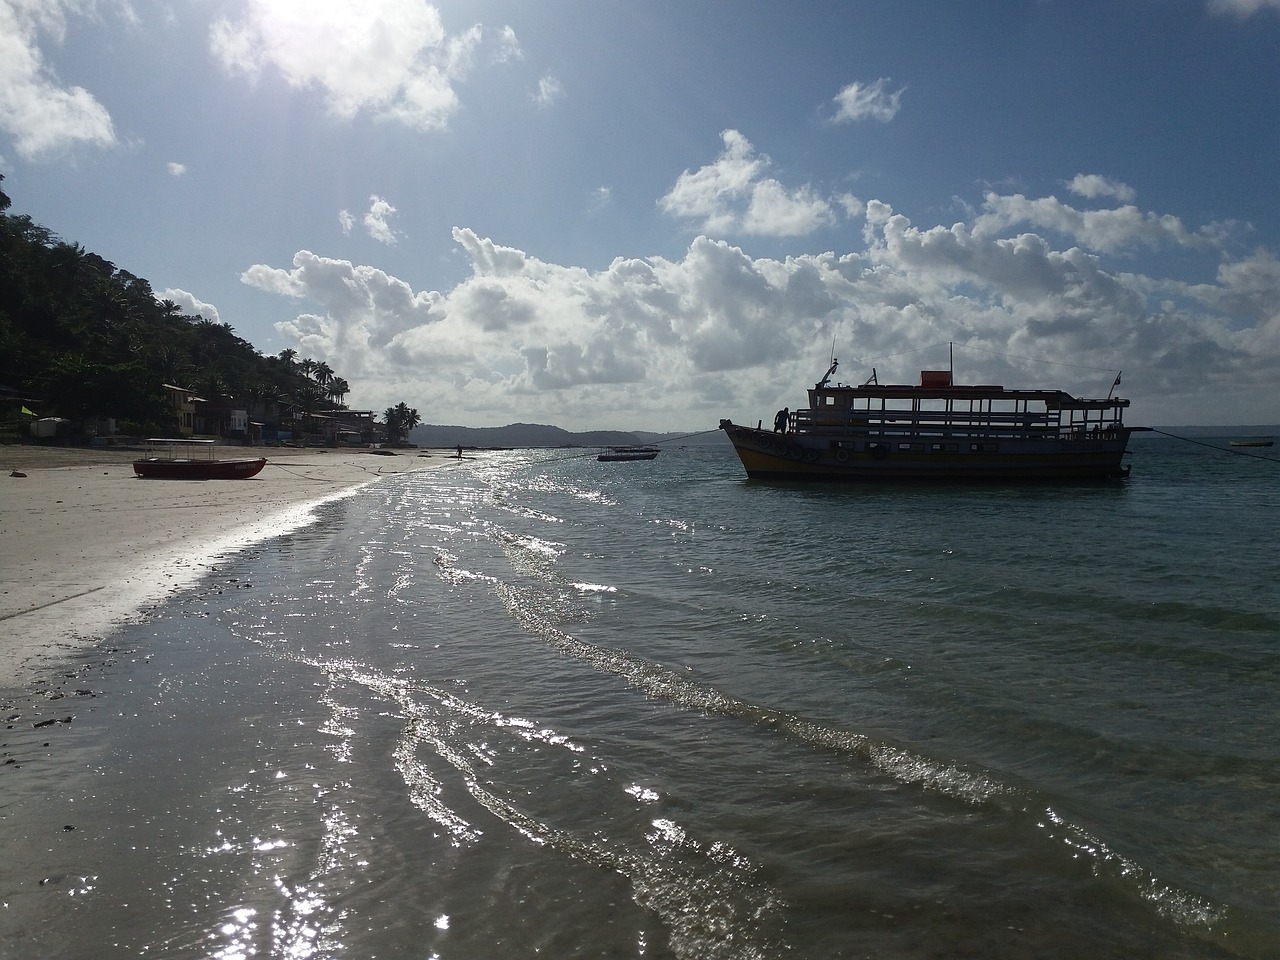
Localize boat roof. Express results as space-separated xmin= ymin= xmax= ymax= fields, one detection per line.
xmin=814 ymin=382 xmax=1128 ymax=408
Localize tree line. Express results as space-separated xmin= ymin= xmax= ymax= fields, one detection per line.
xmin=0 ymin=175 xmax=415 ymax=440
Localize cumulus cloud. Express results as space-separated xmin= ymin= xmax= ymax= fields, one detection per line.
xmin=158 ymin=287 xmax=221 ymax=323
xmin=1067 ymin=174 xmax=1136 ymax=203
xmin=243 ymin=249 xmax=442 ymax=369
xmin=249 ymin=186 xmax=1277 ymax=428
xmin=338 ymin=196 xmax=402 ymax=243
xmin=830 ymin=78 xmax=906 ymax=123
xmin=167 ymin=161 xmax=186 ymax=176
xmin=363 ymin=195 xmax=399 ymax=244
xmin=971 ymin=190 xmax=1217 ymax=254
xmin=0 ymin=0 xmax=117 ymax=158
xmin=210 ymin=0 xmax=505 ymax=131
xmin=659 ymin=130 xmax=842 ymax=238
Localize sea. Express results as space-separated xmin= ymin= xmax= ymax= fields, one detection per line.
xmin=2 ymin=433 xmax=1278 ymax=960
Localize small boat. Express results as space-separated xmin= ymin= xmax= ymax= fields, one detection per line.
xmin=719 ymin=358 xmax=1142 ymax=482
xmin=133 ymin=438 xmax=267 ymax=479
xmin=598 ymin=445 xmax=660 ymax=462
xmin=1228 ymin=439 xmax=1273 ymax=447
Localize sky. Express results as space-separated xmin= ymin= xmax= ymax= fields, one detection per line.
xmin=2 ymin=0 xmax=1279 ymax=430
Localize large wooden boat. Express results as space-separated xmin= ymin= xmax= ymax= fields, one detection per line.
xmin=719 ymin=359 xmax=1141 ymax=482
xmin=133 ymin=439 xmax=267 ymax=479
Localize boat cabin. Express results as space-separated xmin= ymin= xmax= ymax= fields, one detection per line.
xmin=798 ymin=369 xmax=1129 ymax=442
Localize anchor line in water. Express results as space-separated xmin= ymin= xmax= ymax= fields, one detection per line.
xmin=1149 ymin=429 xmax=1280 ymax=464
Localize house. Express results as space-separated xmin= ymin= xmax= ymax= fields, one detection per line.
xmin=162 ymin=384 xmax=198 ymax=436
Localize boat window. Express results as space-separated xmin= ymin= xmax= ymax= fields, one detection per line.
xmin=930 ymin=443 xmax=959 ymax=453
xmin=970 ymin=442 xmax=999 ymax=453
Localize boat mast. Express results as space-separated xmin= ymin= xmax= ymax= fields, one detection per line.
xmin=949 ymin=341 xmax=954 ymax=384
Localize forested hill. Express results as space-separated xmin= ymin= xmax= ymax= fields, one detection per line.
xmin=0 ymin=175 xmax=352 ymax=433
xmin=411 ymin=422 xmax=647 ymax=449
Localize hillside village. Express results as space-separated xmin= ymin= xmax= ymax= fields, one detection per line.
xmin=0 ymin=174 xmax=410 ymax=449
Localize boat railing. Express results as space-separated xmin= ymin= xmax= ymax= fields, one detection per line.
xmin=793 ymin=408 xmax=1126 ymax=440
xmin=143 ymin=437 xmax=219 ymax=460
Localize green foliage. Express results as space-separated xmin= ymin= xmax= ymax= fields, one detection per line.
xmin=383 ymin=402 xmax=421 ymax=444
xmin=0 ymin=174 xmax=364 ymax=430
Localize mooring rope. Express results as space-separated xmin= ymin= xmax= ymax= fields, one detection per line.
xmin=1148 ymin=429 xmax=1280 ymax=464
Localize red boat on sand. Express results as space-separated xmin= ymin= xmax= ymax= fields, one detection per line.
xmin=133 ymin=439 xmax=267 ymax=479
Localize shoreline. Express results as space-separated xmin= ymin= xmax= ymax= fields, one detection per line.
xmin=0 ymin=446 xmax=451 ymax=687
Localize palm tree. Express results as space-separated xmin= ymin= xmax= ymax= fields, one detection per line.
xmin=383 ymin=401 xmax=420 ymax=444
xmin=326 ymin=377 xmax=349 ymax=408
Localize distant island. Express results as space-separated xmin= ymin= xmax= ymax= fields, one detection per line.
xmin=410 ymin=422 xmax=728 ymax=449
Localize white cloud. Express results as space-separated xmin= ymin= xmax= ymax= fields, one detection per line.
xmin=1067 ymin=174 xmax=1136 ymax=203
xmin=1208 ymin=0 xmax=1280 ymax=14
xmin=167 ymin=161 xmax=186 ymax=176
xmin=338 ymin=209 xmax=354 ymax=234
xmin=363 ymin=194 xmax=399 ymax=244
xmin=534 ymin=74 xmax=562 ymax=107
xmin=158 ymin=288 xmax=221 ymax=323
xmin=494 ymin=24 xmax=521 ymax=63
xmin=971 ymin=191 xmax=1216 ymax=254
xmin=0 ymin=0 xmax=117 ymax=158
xmin=209 ymin=0 xmax=496 ymax=131
xmin=243 ymin=249 xmax=442 ymax=368
xmin=660 ymin=130 xmax=841 ymax=238
xmin=830 ymin=78 xmax=906 ymax=123
xmin=247 ymin=187 xmax=1277 ymax=428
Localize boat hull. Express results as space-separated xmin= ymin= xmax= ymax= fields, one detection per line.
xmin=133 ymin=457 xmax=267 ymax=479
xmin=598 ymin=446 xmax=660 ymax=462
xmin=719 ymin=422 xmax=1131 ymax=482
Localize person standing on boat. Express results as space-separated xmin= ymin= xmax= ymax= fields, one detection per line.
xmin=774 ymin=408 xmax=789 ymax=433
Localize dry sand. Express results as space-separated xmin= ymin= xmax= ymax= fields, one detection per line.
xmin=0 ymin=444 xmax=449 ymax=686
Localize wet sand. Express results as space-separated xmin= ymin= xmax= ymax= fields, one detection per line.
xmin=0 ymin=444 xmax=449 ymax=686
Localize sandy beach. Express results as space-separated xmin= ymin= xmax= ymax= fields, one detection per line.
xmin=0 ymin=444 xmax=449 ymax=686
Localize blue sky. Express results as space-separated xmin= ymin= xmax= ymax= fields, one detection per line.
xmin=3 ymin=0 xmax=1278 ymax=429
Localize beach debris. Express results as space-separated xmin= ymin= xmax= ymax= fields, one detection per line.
xmin=32 ymin=716 xmax=73 ymax=729
xmin=9 ymin=470 xmax=26 ymax=477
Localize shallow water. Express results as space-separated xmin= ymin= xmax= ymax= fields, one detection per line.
xmin=2 ymin=437 xmax=1278 ymax=958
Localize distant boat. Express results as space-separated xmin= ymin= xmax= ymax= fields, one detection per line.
xmin=133 ymin=438 xmax=267 ymax=479
xmin=598 ymin=445 xmax=660 ymax=462
xmin=1228 ymin=439 xmax=1273 ymax=447
xmin=719 ymin=357 xmax=1141 ymax=482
